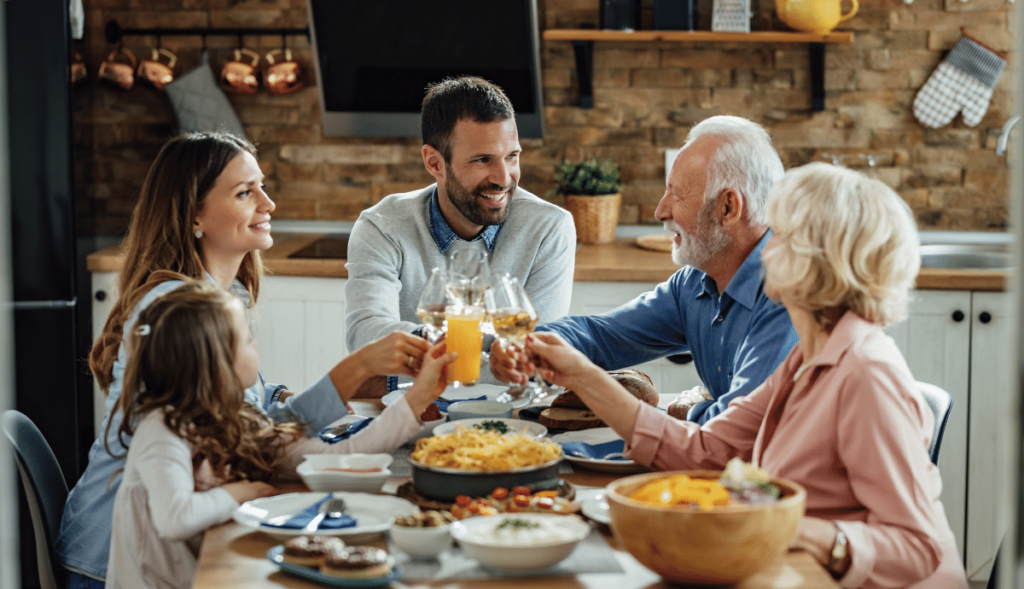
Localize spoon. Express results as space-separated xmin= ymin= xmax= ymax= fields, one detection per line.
xmin=304 ymin=497 xmax=347 ymax=533
xmin=320 ymin=422 xmax=354 ymax=441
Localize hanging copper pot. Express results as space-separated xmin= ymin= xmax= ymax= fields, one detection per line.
xmin=97 ymin=47 xmax=136 ymax=90
xmin=220 ymin=48 xmax=261 ymax=94
xmin=264 ymin=47 xmax=304 ymax=96
xmin=136 ymin=47 xmax=177 ymax=91
xmin=70 ymin=51 xmax=88 ymax=88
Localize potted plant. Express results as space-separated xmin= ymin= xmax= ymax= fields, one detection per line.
xmin=549 ymin=158 xmax=623 ymax=244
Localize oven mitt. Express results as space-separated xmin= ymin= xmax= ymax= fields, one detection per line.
xmin=164 ymin=50 xmax=247 ymax=138
xmin=261 ymin=494 xmax=357 ymax=530
xmin=913 ymin=34 xmax=1006 ymax=129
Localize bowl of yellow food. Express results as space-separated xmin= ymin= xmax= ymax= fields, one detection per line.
xmin=408 ymin=428 xmax=563 ymax=501
xmin=605 ymin=463 xmax=806 ymax=585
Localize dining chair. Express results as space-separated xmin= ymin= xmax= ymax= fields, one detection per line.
xmin=916 ymin=382 xmax=953 ymax=466
xmin=2 ymin=410 xmax=69 ymax=589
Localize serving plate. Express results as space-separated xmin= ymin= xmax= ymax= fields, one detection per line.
xmin=267 ymin=545 xmax=401 ymax=587
xmin=234 ymin=492 xmax=417 ymax=542
xmin=550 ymin=428 xmax=649 ymax=474
xmin=433 ymin=418 xmax=547 ymax=439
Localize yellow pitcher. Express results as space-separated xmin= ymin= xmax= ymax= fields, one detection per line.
xmin=775 ymin=0 xmax=858 ymax=35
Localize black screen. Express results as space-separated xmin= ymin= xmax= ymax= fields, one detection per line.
xmin=309 ymin=0 xmax=539 ymax=116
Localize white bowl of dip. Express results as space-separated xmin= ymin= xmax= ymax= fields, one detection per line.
xmin=450 ymin=513 xmax=590 ymax=571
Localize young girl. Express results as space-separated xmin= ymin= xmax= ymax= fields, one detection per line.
xmin=105 ymin=282 xmax=454 ymax=589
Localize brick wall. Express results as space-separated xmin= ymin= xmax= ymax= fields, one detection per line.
xmin=74 ymin=0 xmax=1014 ymax=236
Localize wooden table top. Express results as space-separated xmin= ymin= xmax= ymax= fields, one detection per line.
xmin=86 ymin=234 xmax=1005 ymax=290
xmin=191 ymin=401 xmax=839 ymax=589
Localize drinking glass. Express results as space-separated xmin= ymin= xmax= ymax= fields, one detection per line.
xmin=485 ymin=275 xmax=537 ymax=402
xmin=445 ymin=305 xmax=485 ymax=387
xmin=446 ymin=247 xmax=491 ymax=308
xmin=415 ymin=267 xmax=449 ymax=343
xmin=494 ymin=276 xmax=557 ymax=401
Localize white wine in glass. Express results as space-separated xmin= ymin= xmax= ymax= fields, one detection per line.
xmin=491 ymin=309 xmax=537 ymax=343
xmin=415 ymin=267 xmax=450 ymax=343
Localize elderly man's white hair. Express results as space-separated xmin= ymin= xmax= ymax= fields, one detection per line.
xmin=683 ymin=116 xmax=784 ymax=226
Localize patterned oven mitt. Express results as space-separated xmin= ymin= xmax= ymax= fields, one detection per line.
xmin=913 ymin=31 xmax=1007 ymax=129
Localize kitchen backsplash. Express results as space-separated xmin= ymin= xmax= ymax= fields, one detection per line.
xmin=73 ymin=0 xmax=1013 ymax=236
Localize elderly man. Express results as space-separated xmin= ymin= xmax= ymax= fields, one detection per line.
xmin=346 ymin=76 xmax=576 ymax=391
xmin=492 ymin=115 xmax=798 ymax=423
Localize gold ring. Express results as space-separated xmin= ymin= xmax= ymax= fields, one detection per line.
xmin=406 ymin=355 xmax=416 ymax=368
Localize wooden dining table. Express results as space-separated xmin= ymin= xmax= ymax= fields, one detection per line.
xmin=191 ymin=401 xmax=840 ymax=589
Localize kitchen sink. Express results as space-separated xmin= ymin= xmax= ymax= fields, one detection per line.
xmin=287 ymin=233 xmax=349 ymax=259
xmin=918 ymin=243 xmax=1011 ymax=270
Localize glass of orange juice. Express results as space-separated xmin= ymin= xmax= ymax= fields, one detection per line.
xmin=445 ymin=305 xmax=484 ymax=386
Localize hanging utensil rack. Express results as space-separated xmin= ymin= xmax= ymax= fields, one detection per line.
xmin=104 ymin=19 xmax=310 ymax=44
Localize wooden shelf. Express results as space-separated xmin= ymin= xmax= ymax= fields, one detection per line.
xmin=542 ymin=29 xmax=854 ymax=43
xmin=543 ymin=29 xmax=855 ymax=110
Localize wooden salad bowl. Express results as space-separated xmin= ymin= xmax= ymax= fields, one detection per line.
xmin=606 ymin=470 xmax=806 ymax=585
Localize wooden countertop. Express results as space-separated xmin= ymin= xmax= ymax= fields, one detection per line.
xmin=86 ymin=234 xmax=1007 ymax=291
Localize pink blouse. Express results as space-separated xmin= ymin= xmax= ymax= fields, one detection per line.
xmin=626 ymin=311 xmax=967 ymax=589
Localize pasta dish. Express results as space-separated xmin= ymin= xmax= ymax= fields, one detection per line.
xmin=411 ymin=426 xmax=562 ymax=471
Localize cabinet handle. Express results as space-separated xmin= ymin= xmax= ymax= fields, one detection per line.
xmin=979 ymin=311 xmax=992 ymax=324
xmin=952 ymin=310 xmax=964 ymax=322
xmin=95 ymin=290 xmax=107 ymax=302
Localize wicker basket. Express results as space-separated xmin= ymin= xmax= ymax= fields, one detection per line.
xmin=564 ymin=193 xmax=621 ymax=244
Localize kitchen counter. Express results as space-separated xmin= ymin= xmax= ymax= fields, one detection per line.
xmin=86 ymin=233 xmax=1007 ymax=291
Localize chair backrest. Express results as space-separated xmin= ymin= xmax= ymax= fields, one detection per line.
xmin=2 ymin=410 xmax=69 ymax=589
xmin=916 ymin=382 xmax=953 ymax=466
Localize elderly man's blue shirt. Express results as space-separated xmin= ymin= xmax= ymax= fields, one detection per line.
xmin=537 ymin=230 xmax=797 ymax=424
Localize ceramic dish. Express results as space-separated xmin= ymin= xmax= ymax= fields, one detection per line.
xmin=296 ymin=454 xmax=392 ymax=493
xmin=450 ymin=513 xmax=591 ymax=571
xmin=234 ymin=492 xmax=418 ymax=542
xmin=433 ymin=418 xmax=547 ymax=439
xmin=581 ymin=495 xmax=611 ymax=525
xmin=550 ymin=428 xmax=649 ymax=474
xmin=409 ymin=455 xmax=563 ymax=502
xmin=266 ymin=546 xmax=401 ymax=587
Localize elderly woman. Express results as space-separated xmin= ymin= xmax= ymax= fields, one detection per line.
xmin=57 ymin=132 xmax=444 ymax=589
xmin=528 ymin=162 xmax=967 ymax=588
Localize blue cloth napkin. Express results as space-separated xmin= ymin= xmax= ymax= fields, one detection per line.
xmin=318 ymin=417 xmax=374 ymax=444
xmin=559 ymin=439 xmax=628 ymax=461
xmin=434 ymin=395 xmax=487 ymax=412
xmin=261 ymin=494 xmax=357 ymax=530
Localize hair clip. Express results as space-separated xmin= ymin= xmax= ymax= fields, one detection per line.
xmin=136 ymin=324 xmax=152 ymax=336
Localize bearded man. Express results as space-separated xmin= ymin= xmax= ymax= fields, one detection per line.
xmin=345 ymin=77 xmax=575 ymax=391
xmin=491 ymin=116 xmax=798 ymax=423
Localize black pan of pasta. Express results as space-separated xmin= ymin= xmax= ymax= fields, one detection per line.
xmin=409 ymin=428 xmax=564 ymax=501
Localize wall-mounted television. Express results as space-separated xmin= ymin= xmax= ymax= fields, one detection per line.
xmin=306 ymin=0 xmax=545 ymax=139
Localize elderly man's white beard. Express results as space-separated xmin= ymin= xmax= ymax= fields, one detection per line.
xmin=665 ymin=216 xmax=731 ymax=272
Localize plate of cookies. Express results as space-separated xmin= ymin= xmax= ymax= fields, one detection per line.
xmin=268 ymin=536 xmax=401 ymax=587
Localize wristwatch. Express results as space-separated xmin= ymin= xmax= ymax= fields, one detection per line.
xmin=827 ymin=524 xmax=850 ymax=579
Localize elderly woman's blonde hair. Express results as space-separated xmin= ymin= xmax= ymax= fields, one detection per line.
xmin=763 ymin=162 xmax=919 ymax=328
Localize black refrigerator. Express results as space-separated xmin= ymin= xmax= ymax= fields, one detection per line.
xmin=4 ymin=0 xmax=95 ymax=586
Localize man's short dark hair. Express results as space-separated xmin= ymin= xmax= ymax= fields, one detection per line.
xmin=421 ymin=76 xmax=515 ymax=163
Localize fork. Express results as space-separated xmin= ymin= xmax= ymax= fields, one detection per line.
xmin=303 ymin=497 xmax=347 ymax=533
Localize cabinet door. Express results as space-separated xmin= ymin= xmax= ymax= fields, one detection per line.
xmin=91 ymin=272 xmax=118 ymax=435
xmin=255 ymin=276 xmax=347 ymax=393
xmin=885 ymin=290 xmax=971 ymax=562
xmin=569 ymin=281 xmax=701 ymax=395
xmin=965 ymin=291 xmax=1011 ymax=583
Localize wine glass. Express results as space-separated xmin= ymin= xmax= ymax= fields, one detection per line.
xmin=446 ymin=247 xmax=491 ymax=309
xmin=494 ymin=276 xmax=557 ymax=401
xmin=415 ymin=267 xmax=449 ymax=343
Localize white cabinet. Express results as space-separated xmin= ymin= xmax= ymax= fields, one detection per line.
xmin=253 ymin=276 xmax=348 ymax=393
xmin=885 ymin=289 xmax=1009 ymax=585
xmin=568 ymin=281 xmax=701 ymax=395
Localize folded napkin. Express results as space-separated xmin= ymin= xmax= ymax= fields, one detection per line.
xmin=434 ymin=395 xmax=487 ymax=412
xmin=261 ymin=494 xmax=357 ymax=530
xmin=318 ymin=417 xmax=373 ymax=444
xmin=559 ymin=439 xmax=628 ymax=461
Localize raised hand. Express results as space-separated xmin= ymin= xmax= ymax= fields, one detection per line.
xmin=405 ymin=340 xmax=458 ymax=417
xmin=355 ymin=331 xmax=432 ymax=378
xmin=523 ymin=332 xmax=600 ymax=392
xmin=488 ymin=339 xmax=531 ymax=385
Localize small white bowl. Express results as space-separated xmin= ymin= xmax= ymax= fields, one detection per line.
xmin=389 ymin=523 xmax=453 ymax=559
xmin=451 ymin=513 xmax=590 ymax=571
xmin=447 ymin=400 xmax=513 ymax=421
xmin=296 ymin=454 xmax=392 ymax=493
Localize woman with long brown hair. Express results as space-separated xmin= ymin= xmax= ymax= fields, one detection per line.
xmin=57 ymin=132 xmax=440 ymax=589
